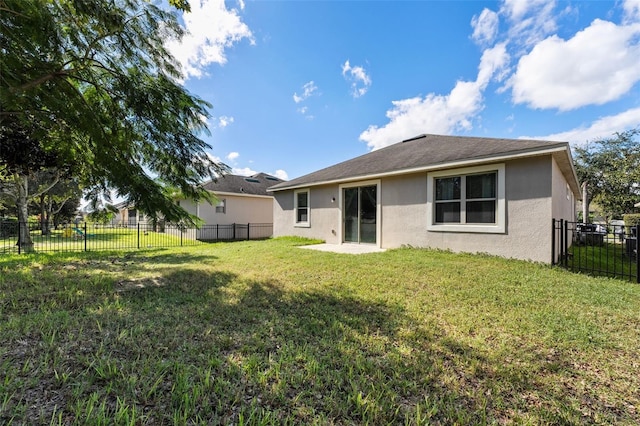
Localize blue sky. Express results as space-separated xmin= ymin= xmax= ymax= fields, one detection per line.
xmin=166 ymin=0 xmax=640 ymax=181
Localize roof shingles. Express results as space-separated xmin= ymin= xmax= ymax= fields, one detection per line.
xmin=202 ymin=172 xmax=283 ymax=196
xmin=269 ymin=134 xmax=570 ymax=191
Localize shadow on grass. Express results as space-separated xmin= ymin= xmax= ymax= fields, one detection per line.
xmin=1 ymin=265 xmax=597 ymax=424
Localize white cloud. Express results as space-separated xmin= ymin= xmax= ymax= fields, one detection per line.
xmin=623 ymin=0 xmax=640 ymax=22
xmin=501 ymin=0 xmax=549 ymax=21
xmin=510 ymin=19 xmax=640 ymax=110
xmin=471 ymin=8 xmax=499 ymax=45
xmin=272 ymin=169 xmax=288 ymax=180
xmin=342 ymin=60 xmax=372 ymax=98
xmin=360 ymin=44 xmax=508 ymax=150
xmin=500 ymin=0 xmax=559 ymax=48
xmin=218 ymin=115 xmax=235 ymax=128
xmin=525 ymin=107 xmax=640 ymax=145
xmin=293 ymin=81 xmax=318 ymax=103
xmin=165 ymin=0 xmax=253 ymax=80
xmin=227 ymin=151 xmax=239 ymax=161
xmin=232 ymin=167 xmax=257 ymax=176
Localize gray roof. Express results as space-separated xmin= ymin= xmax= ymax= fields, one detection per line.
xmin=202 ymin=172 xmax=283 ymax=196
xmin=269 ymin=134 xmax=577 ymax=192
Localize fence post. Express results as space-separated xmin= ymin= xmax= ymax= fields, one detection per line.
xmin=216 ymin=224 xmax=219 ymax=241
xmin=84 ymin=222 xmax=88 ymax=252
xmin=560 ymin=219 xmax=569 ymax=268
xmin=551 ymin=219 xmax=556 ymax=265
xmin=137 ymin=223 xmax=140 ymax=249
xmin=247 ymin=223 xmax=250 ymax=240
xmin=180 ymin=226 xmax=183 ymax=246
xmin=233 ymin=223 xmax=236 ymax=240
xmin=636 ymin=224 xmax=639 ymax=284
xmin=17 ymin=221 xmax=21 ymax=255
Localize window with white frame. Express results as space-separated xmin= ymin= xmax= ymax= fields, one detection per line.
xmin=294 ymin=189 xmax=310 ymax=226
xmin=215 ymin=199 xmax=226 ymax=214
xmin=427 ymin=164 xmax=505 ymax=233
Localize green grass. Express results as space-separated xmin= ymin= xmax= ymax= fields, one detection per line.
xmin=0 ymin=226 xmax=198 ymax=254
xmin=1 ymin=238 xmax=639 ymax=424
xmin=568 ymin=241 xmax=638 ymax=282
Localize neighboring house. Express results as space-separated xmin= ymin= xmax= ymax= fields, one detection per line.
xmin=179 ymin=172 xmax=283 ymax=234
xmin=113 ymin=201 xmax=146 ymax=226
xmin=268 ymin=134 xmax=580 ymax=263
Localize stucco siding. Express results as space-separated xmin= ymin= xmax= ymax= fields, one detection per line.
xmin=273 ymin=185 xmax=340 ymax=243
xmin=379 ymin=157 xmax=552 ymax=262
xmin=197 ymin=195 xmax=274 ymax=225
xmin=551 ymin=157 xmax=576 ymax=222
xmin=273 ymin=155 xmax=560 ymax=263
xmin=180 ymin=200 xmax=199 ymax=217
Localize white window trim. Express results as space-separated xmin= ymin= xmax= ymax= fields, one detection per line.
xmin=427 ymin=163 xmax=505 ymax=234
xmin=215 ymin=198 xmax=226 ymax=214
xmin=294 ymin=188 xmax=310 ymax=228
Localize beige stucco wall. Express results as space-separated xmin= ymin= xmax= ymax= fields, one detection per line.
xmin=551 ymin=157 xmax=576 ymax=222
xmin=191 ymin=194 xmax=274 ymax=225
xmin=274 ymin=155 xmax=568 ymax=263
xmin=391 ymin=157 xmax=553 ymax=262
xmin=273 ymin=185 xmax=340 ymax=243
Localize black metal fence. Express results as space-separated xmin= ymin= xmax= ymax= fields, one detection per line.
xmin=552 ymin=219 xmax=639 ymax=283
xmin=0 ymin=221 xmax=273 ymax=254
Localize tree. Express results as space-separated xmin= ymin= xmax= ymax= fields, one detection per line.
xmin=1 ymin=0 xmax=227 ymax=230
xmin=0 ymin=117 xmax=69 ymax=250
xmin=30 ymin=173 xmax=83 ymax=234
xmin=573 ymin=129 xmax=640 ymax=221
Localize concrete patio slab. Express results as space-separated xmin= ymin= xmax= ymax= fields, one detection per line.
xmin=299 ymin=243 xmax=386 ymax=255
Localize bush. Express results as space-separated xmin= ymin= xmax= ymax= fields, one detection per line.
xmin=624 ymin=214 xmax=640 ymax=237
xmin=624 ymin=213 xmax=640 ymax=227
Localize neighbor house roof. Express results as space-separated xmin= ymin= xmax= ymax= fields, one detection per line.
xmin=268 ymin=134 xmax=581 ymax=196
xmin=202 ymin=172 xmax=283 ymax=197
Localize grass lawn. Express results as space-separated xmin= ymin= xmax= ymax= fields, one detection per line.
xmin=568 ymin=241 xmax=638 ymax=282
xmin=0 ymin=226 xmax=198 ymax=254
xmin=1 ymin=238 xmax=639 ymax=425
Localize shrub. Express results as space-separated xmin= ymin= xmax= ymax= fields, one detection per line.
xmin=623 ymin=213 xmax=640 ymax=227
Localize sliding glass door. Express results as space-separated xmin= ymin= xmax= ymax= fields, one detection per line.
xmin=343 ymin=185 xmax=377 ymax=244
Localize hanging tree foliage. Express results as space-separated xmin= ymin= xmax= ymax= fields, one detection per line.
xmin=0 ymin=0 xmax=227 ymax=224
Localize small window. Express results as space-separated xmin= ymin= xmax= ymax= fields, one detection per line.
xmin=294 ymin=189 xmax=310 ymax=227
xmin=245 ymin=178 xmax=260 ymax=183
xmin=215 ymin=199 xmax=226 ymax=214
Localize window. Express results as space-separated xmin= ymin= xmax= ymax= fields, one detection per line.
xmin=215 ymin=199 xmax=226 ymax=214
xmin=294 ymin=189 xmax=310 ymax=227
xmin=427 ymin=164 xmax=505 ymax=233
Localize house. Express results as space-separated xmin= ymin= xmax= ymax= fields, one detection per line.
xmin=179 ymin=172 xmax=284 ymax=239
xmin=268 ymin=134 xmax=580 ymax=263
xmin=113 ymin=201 xmax=146 ymax=226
